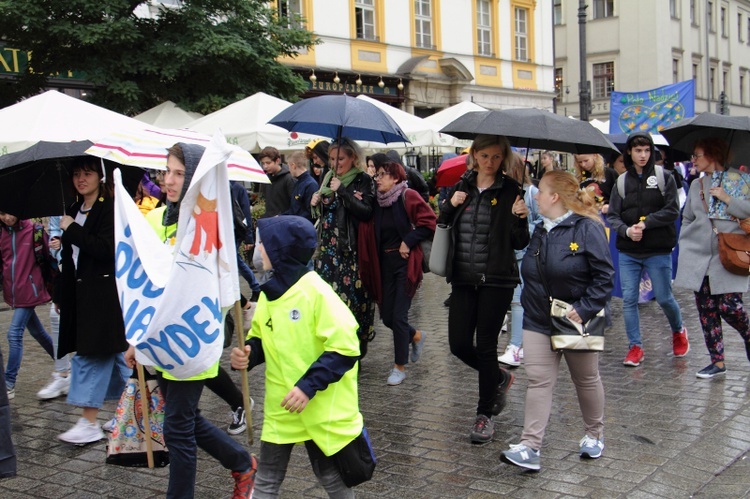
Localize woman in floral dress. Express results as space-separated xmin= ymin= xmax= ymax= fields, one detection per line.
xmin=311 ymin=138 xmax=376 ymax=357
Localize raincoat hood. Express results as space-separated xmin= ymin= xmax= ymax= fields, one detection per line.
xmin=623 ymin=131 xmax=656 ymax=171
xmin=163 ymin=142 xmax=204 ymax=226
xmin=257 ymin=215 xmax=317 ymax=300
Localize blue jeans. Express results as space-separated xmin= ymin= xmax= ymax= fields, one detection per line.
xmin=48 ymin=304 xmax=70 ymax=373
xmin=254 ymin=440 xmax=353 ymax=499
xmin=509 ymin=257 xmax=524 ymax=348
xmin=4 ymin=307 xmax=54 ymax=388
xmin=619 ymin=253 xmax=683 ymax=348
xmin=157 ymin=375 xmax=252 ymax=499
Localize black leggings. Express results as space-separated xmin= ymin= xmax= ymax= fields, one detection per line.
xmin=204 ymin=366 xmax=244 ymax=410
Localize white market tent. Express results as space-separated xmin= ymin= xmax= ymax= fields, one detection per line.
xmin=186 ymin=92 xmax=320 ymax=153
xmin=423 ymin=100 xmax=487 ymax=131
xmin=0 ymin=90 xmax=149 ymax=155
xmin=354 ymin=94 xmax=463 ymax=149
xmin=134 ymin=101 xmax=203 ymax=128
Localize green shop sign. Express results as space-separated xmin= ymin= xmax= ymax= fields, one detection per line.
xmin=0 ymin=45 xmax=86 ymax=80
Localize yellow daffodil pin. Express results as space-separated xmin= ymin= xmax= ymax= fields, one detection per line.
xmin=491 ymin=198 xmax=497 ymax=206
xmin=570 ymin=242 xmax=579 ymax=253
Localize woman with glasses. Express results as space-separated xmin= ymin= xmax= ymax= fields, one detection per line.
xmin=675 ymin=137 xmax=750 ymax=379
xmin=311 ymin=138 xmax=376 ymax=357
xmin=359 ymin=160 xmax=436 ymax=385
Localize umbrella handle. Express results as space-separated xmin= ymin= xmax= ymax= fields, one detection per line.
xmin=56 ymin=161 xmax=67 ymax=214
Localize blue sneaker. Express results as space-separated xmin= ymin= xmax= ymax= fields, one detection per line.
xmin=410 ymin=331 xmax=426 ymax=363
xmin=696 ymin=364 xmax=727 ymax=379
xmin=579 ymin=435 xmax=604 ymax=459
xmin=500 ymin=443 xmax=540 ymax=470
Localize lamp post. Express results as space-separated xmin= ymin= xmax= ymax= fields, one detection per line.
xmin=578 ymin=0 xmax=590 ymax=121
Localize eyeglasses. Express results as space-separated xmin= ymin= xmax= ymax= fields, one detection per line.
xmin=374 ymin=172 xmax=388 ymax=179
xmin=691 ymin=153 xmax=704 ymax=160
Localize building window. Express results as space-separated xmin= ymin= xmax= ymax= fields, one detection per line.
xmin=708 ymin=1 xmax=714 ymax=32
xmin=515 ymin=7 xmax=528 ymax=61
xmin=720 ymin=5 xmax=727 ymax=37
xmin=415 ymin=0 xmax=433 ymax=48
xmin=593 ymin=62 xmax=614 ymax=99
xmin=277 ymin=0 xmax=303 ymax=28
xmin=739 ymin=14 xmax=744 ymax=42
xmin=690 ymin=0 xmax=697 ymax=25
xmin=692 ymin=63 xmax=700 ymax=95
xmin=741 ymin=74 xmax=746 ymax=105
xmin=553 ymin=0 xmax=563 ymax=25
xmin=723 ymin=70 xmax=728 ymax=94
xmin=673 ymin=59 xmax=680 ymax=83
xmin=710 ymin=67 xmax=716 ymax=99
xmin=670 ymin=0 xmax=678 ymax=18
xmin=555 ymin=67 xmax=564 ymax=101
xmin=477 ymin=0 xmax=492 ymax=56
xmin=593 ymin=0 xmax=614 ymax=19
xmin=355 ymin=0 xmax=376 ymax=40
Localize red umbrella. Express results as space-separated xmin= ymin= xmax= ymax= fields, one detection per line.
xmin=436 ymin=154 xmax=469 ymax=188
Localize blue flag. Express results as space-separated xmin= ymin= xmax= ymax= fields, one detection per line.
xmin=609 ymin=80 xmax=695 ymax=134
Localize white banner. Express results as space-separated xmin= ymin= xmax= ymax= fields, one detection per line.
xmin=114 ymin=133 xmax=240 ymax=379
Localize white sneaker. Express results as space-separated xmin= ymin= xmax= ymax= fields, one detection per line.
xmin=498 ymin=344 xmax=521 ymax=367
xmin=36 ymin=372 xmax=70 ymax=400
xmin=58 ymin=418 xmax=104 ymax=446
xmin=102 ymin=417 xmax=117 ymax=433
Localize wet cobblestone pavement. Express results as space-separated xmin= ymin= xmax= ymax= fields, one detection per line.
xmin=1 ymin=273 xmax=749 ymax=498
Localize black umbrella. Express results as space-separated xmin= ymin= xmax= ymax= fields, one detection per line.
xmin=660 ymin=113 xmax=750 ymax=167
xmin=605 ymin=132 xmax=690 ymax=163
xmin=440 ymin=109 xmax=620 ymax=156
xmin=0 ymin=141 xmax=143 ymax=219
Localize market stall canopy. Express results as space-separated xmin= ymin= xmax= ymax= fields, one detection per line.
xmin=423 ymin=101 xmax=487 ymax=130
xmin=134 ymin=101 xmax=203 ymax=128
xmin=0 ymin=90 xmax=149 ymax=155
xmin=186 ymin=92 xmax=320 ymax=153
xmin=354 ymin=95 xmax=461 ymax=148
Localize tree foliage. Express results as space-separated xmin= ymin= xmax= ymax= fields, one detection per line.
xmin=0 ymin=0 xmax=318 ymax=114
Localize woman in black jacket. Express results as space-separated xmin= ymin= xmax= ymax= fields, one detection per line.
xmin=311 ymin=137 xmax=376 ymax=357
xmin=439 ymin=134 xmax=530 ymax=444
xmin=500 ymin=170 xmax=614 ymax=471
xmin=55 ymin=157 xmax=130 ymax=445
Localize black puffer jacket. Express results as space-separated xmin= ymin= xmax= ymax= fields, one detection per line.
xmin=328 ymin=171 xmax=375 ymax=252
xmin=439 ymin=169 xmax=529 ymax=287
xmin=521 ymin=214 xmax=614 ymax=335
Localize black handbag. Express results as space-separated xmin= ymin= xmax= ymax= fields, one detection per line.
xmin=536 ymin=251 xmax=605 ymax=352
xmin=332 ymin=427 xmax=376 ymax=488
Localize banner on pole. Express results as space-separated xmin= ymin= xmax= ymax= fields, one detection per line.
xmin=114 ymin=133 xmax=240 ymax=379
xmin=609 ymin=80 xmax=695 ymax=134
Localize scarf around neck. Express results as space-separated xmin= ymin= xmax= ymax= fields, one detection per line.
xmin=377 ymin=182 xmax=408 ymax=207
xmin=318 ymin=166 xmax=362 ymax=197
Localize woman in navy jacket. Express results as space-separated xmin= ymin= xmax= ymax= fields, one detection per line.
xmin=500 ymin=170 xmax=613 ymax=471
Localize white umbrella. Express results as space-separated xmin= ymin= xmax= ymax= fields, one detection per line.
xmin=354 ymin=95 xmax=461 ymax=148
xmin=134 ymin=101 xmax=203 ymax=128
xmin=86 ymin=127 xmax=269 ymax=184
xmin=186 ymin=92 xmax=320 ymax=153
xmin=0 ymin=90 xmax=149 ymax=155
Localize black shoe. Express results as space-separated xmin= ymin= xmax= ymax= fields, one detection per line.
xmin=443 ymin=294 xmax=451 ymax=307
xmin=492 ymin=368 xmax=515 ymax=416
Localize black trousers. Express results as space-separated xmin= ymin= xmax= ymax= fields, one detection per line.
xmin=448 ymin=285 xmax=513 ymax=417
xmin=380 ymin=252 xmax=416 ymax=366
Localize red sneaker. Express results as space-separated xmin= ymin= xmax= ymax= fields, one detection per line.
xmin=623 ymin=345 xmax=644 ymax=366
xmin=232 ymin=454 xmax=258 ymax=499
xmin=673 ymin=327 xmax=690 ymax=357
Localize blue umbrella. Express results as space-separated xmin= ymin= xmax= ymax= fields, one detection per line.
xmin=267 ymin=94 xmax=410 ymax=145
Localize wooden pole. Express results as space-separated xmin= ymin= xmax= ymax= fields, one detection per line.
xmin=234 ymin=300 xmax=254 ymax=445
xmin=135 ymin=362 xmax=154 ymax=468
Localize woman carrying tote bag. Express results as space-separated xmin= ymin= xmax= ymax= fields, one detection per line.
xmin=500 ymin=171 xmax=614 ymax=471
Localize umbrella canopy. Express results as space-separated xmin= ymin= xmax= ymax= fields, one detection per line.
xmin=0 ymin=90 xmax=148 ymax=155
xmin=187 ymin=92 xmax=320 ymax=152
xmin=134 ymin=101 xmax=203 ymax=128
xmin=435 ymin=154 xmax=469 ymax=188
xmin=0 ymin=141 xmax=143 ymax=219
xmin=440 ymin=108 xmax=620 ymax=156
xmin=355 ymin=95 xmax=460 ymax=148
xmin=268 ymin=94 xmax=410 ymax=145
xmin=85 ymin=127 xmax=270 ymax=184
xmin=660 ymin=113 xmax=750 ymax=167
xmin=606 ymin=132 xmax=669 ymax=150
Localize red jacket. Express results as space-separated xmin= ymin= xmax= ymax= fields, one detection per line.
xmin=0 ymin=220 xmax=51 ymax=308
xmin=359 ymin=188 xmax=437 ymax=305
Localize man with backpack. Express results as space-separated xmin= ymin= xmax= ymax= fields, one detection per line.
xmin=608 ymin=132 xmax=689 ymax=367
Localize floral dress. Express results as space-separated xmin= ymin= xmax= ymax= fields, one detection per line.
xmin=314 ymin=196 xmax=376 ymax=344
